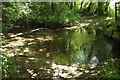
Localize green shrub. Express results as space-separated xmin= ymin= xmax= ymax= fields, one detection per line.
xmin=1 ymin=53 xmax=17 ymax=78
xmin=2 ymin=2 xmax=26 ymax=32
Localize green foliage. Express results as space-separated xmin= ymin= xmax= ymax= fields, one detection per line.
xmin=1 ymin=53 xmax=17 ymax=78
xmin=0 ymin=33 xmax=8 ymax=46
xmin=89 ymin=3 xmax=98 ymax=14
xmin=2 ymin=2 xmax=117 ymax=33
xmin=2 ymin=2 xmax=26 ymax=32
xmin=108 ymin=7 xmax=115 ymax=16
xmin=27 ymin=3 xmax=80 ymax=27
xmin=0 ymin=33 xmax=16 ymax=78
xmin=98 ymin=59 xmax=120 ymax=79
xmin=2 ymin=2 xmax=81 ymax=32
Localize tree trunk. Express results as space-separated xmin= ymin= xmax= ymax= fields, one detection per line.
xmin=96 ymin=2 xmax=104 ymax=16
xmin=69 ymin=2 xmax=73 ymax=9
xmin=73 ymin=2 xmax=76 ymax=10
xmin=87 ymin=2 xmax=92 ymax=13
xmin=51 ymin=2 xmax=55 ymax=12
xmin=80 ymin=2 xmax=83 ymax=10
xmin=115 ymin=2 xmax=120 ymax=22
xmin=104 ymin=2 xmax=110 ymax=15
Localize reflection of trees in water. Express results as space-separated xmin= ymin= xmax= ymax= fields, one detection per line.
xmin=90 ymin=36 xmax=112 ymax=62
xmin=111 ymin=39 xmax=120 ymax=59
xmin=65 ymin=28 xmax=94 ymax=67
xmin=66 ymin=28 xmax=90 ymax=64
xmin=66 ymin=28 xmax=112 ymax=69
xmin=74 ymin=43 xmax=99 ymax=69
xmin=104 ymin=34 xmax=120 ymax=59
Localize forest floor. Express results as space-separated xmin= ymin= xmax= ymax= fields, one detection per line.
xmin=79 ymin=16 xmax=113 ymax=27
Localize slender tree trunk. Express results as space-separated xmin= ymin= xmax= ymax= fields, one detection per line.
xmin=51 ymin=2 xmax=54 ymax=12
xmin=80 ymin=2 xmax=83 ymax=10
xmin=115 ymin=2 xmax=117 ymax=21
xmin=95 ymin=2 xmax=104 ymax=16
xmin=73 ymin=2 xmax=76 ymax=10
xmin=65 ymin=2 xmax=69 ymax=7
xmin=70 ymin=2 xmax=73 ymax=9
xmin=104 ymin=2 xmax=110 ymax=15
xmin=87 ymin=2 xmax=92 ymax=13
xmin=80 ymin=0 xmax=84 ymax=11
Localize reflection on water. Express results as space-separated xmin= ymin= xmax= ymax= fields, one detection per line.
xmin=3 ymin=27 xmax=118 ymax=79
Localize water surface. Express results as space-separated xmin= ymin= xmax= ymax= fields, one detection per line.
xmin=3 ymin=27 xmax=119 ymax=79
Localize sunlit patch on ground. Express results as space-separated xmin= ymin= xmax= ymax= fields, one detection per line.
xmin=2 ymin=32 xmax=54 ymax=57
xmin=36 ymin=35 xmax=53 ymax=41
xmin=64 ymin=26 xmax=79 ymax=30
xmin=27 ymin=69 xmax=38 ymax=78
xmin=30 ymin=28 xmax=43 ymax=33
xmin=51 ymin=63 xmax=83 ymax=78
xmin=4 ymin=37 xmax=35 ymax=47
xmin=105 ymin=17 xmax=113 ymax=20
xmin=50 ymin=62 xmax=100 ymax=79
xmin=39 ymin=48 xmax=46 ymax=52
xmin=80 ymin=23 xmax=90 ymax=27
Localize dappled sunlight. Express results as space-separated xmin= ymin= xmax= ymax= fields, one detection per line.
xmin=46 ymin=52 xmax=51 ymax=58
xmin=64 ymin=26 xmax=78 ymax=30
xmin=2 ymin=2 xmax=120 ymax=79
xmin=80 ymin=23 xmax=90 ymax=27
xmin=8 ymin=33 xmax=24 ymax=38
xmin=3 ymin=36 xmax=36 ymax=57
xmin=39 ymin=48 xmax=46 ymax=52
xmin=4 ymin=37 xmax=35 ymax=48
xmin=36 ymin=35 xmax=53 ymax=42
xmin=30 ymin=28 xmax=43 ymax=33
xmin=2 ymin=27 xmax=119 ymax=79
xmin=7 ymin=52 xmax=15 ymax=57
xmin=105 ymin=17 xmax=113 ymax=20
xmin=77 ymin=16 xmax=114 ymax=28
xmin=4 ymin=38 xmax=25 ymax=47
xmin=51 ymin=63 xmax=83 ymax=78
xmin=23 ymin=47 xmax=30 ymax=53
xmin=50 ymin=62 xmax=100 ymax=78
xmin=3 ymin=33 xmax=54 ymax=57
xmin=27 ymin=69 xmax=38 ymax=78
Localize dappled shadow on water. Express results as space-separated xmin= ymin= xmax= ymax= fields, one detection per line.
xmin=2 ymin=27 xmax=120 ymax=79
xmin=3 ymin=28 xmax=76 ymax=78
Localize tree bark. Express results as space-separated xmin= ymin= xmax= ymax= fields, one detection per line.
xmin=87 ymin=2 xmax=92 ymax=13
xmin=51 ymin=2 xmax=55 ymax=12
xmin=104 ymin=2 xmax=110 ymax=14
xmin=95 ymin=2 xmax=104 ymax=16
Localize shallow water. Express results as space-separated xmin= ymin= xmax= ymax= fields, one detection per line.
xmin=3 ymin=27 xmax=120 ymax=79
